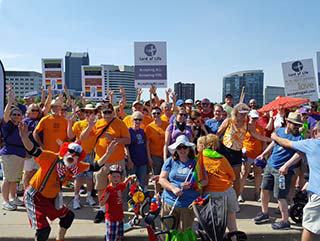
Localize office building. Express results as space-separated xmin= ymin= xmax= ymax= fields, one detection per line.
xmin=222 ymin=70 xmax=264 ymax=108
xmin=264 ymin=86 xmax=285 ymax=104
xmin=65 ymin=52 xmax=89 ymax=95
xmin=101 ymin=65 xmax=136 ymax=104
xmin=5 ymin=71 xmax=42 ymax=98
xmin=174 ymin=82 xmax=195 ymax=101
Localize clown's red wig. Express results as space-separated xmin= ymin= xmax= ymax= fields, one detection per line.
xmin=59 ymin=142 xmax=86 ymax=162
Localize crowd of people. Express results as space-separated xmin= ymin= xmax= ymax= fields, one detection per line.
xmin=0 ymin=85 xmax=319 ymax=241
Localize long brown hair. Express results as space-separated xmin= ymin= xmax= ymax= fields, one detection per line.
xmin=172 ymin=147 xmax=195 ymax=161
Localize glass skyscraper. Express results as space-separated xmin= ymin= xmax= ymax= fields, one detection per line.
xmin=222 ymin=70 xmax=264 ymax=108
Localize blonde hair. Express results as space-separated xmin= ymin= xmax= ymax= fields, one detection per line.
xmin=131 ymin=111 xmax=144 ymax=120
xmin=26 ymin=103 xmax=41 ymax=117
xmin=231 ymin=103 xmax=250 ymax=119
xmin=206 ymin=134 xmax=219 ymax=150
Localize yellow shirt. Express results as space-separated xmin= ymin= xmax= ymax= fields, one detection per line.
xmin=72 ymin=120 xmax=96 ymax=154
xmin=145 ymin=120 xmax=168 ymax=157
xmin=35 ymin=114 xmax=68 ymax=152
xmin=94 ymin=118 xmax=130 ymax=163
xmin=222 ymin=119 xmax=247 ymax=151
xmin=242 ymin=125 xmax=264 ymax=159
xmin=123 ymin=115 xmax=153 ymax=130
xmin=160 ymin=114 xmax=170 ymax=123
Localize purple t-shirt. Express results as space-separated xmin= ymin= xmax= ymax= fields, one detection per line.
xmin=127 ymin=128 xmax=148 ymax=166
xmin=0 ymin=121 xmax=26 ymax=158
xmin=166 ymin=123 xmax=192 ymax=144
xmin=22 ymin=117 xmax=41 ymax=146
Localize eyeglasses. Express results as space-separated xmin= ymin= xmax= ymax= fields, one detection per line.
xmin=31 ymin=109 xmax=40 ymax=112
xmin=103 ymin=110 xmax=113 ymax=114
xmin=176 ymin=145 xmax=188 ymax=150
xmin=11 ymin=113 xmax=21 ymax=117
xmin=152 ymin=112 xmax=161 ymax=116
xmin=178 ymin=113 xmax=187 ymax=117
xmin=68 ymin=149 xmax=81 ymax=156
xmin=133 ymin=118 xmax=142 ymax=122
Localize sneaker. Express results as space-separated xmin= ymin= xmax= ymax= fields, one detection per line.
xmin=73 ymin=197 xmax=81 ymax=210
xmin=79 ymin=186 xmax=87 ymax=195
xmin=271 ymin=221 xmax=290 ymax=230
xmin=86 ymin=195 xmax=96 ymax=206
xmin=253 ymin=212 xmax=269 ymax=224
xmin=238 ymin=194 xmax=245 ymax=203
xmin=2 ymin=202 xmax=17 ymax=211
xmin=10 ymin=197 xmax=24 ymax=206
xmin=94 ymin=210 xmax=105 ymax=223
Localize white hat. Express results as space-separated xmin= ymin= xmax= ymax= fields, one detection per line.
xmin=185 ymin=99 xmax=193 ymax=104
xmin=82 ymin=104 xmax=96 ymax=110
xmin=249 ymin=110 xmax=259 ymax=119
xmin=95 ymin=103 xmax=104 ymax=108
xmin=50 ymin=99 xmax=63 ymax=106
xmin=168 ymin=135 xmax=195 ymax=154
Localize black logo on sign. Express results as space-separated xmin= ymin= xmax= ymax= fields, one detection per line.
xmin=292 ymin=61 xmax=303 ymax=72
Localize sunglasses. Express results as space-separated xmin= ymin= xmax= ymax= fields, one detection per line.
xmin=152 ymin=112 xmax=161 ymax=116
xmin=176 ymin=145 xmax=188 ymax=150
xmin=11 ymin=113 xmax=21 ymax=117
xmin=68 ymin=149 xmax=81 ymax=156
xmin=178 ymin=113 xmax=187 ymax=117
xmin=134 ymin=118 xmax=142 ymax=122
xmin=62 ymin=109 xmax=68 ymax=111
xmin=103 ymin=110 xmax=113 ymax=114
xmin=31 ymin=109 xmax=40 ymax=112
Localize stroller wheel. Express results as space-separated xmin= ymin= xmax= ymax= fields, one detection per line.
xmin=133 ymin=217 xmax=140 ymax=225
xmin=290 ymin=203 xmax=304 ymax=224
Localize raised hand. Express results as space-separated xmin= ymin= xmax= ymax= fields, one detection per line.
xmin=137 ymin=88 xmax=142 ymax=96
xmin=18 ymin=122 xmax=30 ymax=139
xmin=119 ymin=86 xmax=125 ymax=96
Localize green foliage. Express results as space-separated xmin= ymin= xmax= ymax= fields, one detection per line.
xmin=16 ymin=98 xmax=25 ymax=104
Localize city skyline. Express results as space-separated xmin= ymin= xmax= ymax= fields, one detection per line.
xmin=1 ymin=0 xmax=320 ymax=103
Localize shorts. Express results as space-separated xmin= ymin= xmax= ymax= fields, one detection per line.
xmin=105 ymin=220 xmax=124 ymax=241
xmin=24 ymin=157 xmax=39 ymax=172
xmin=151 ymin=155 xmax=164 ymax=175
xmin=261 ymin=164 xmax=293 ymax=199
xmin=205 ymin=186 xmax=239 ymax=213
xmin=160 ymin=201 xmax=195 ymax=231
xmin=218 ymin=144 xmax=242 ymax=167
xmin=303 ymin=193 xmax=320 ymax=235
xmin=75 ymin=153 xmax=94 ymax=178
xmin=0 ymin=155 xmax=25 ymax=182
xmin=24 ymin=186 xmax=69 ymax=230
xmin=94 ymin=160 xmax=126 ymax=190
xmin=243 ymin=157 xmax=255 ymax=165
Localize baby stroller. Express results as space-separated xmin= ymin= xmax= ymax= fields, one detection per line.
xmin=191 ymin=195 xmax=247 ymax=241
xmin=289 ymin=190 xmax=308 ymax=224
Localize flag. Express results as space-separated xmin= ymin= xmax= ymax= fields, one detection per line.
xmin=56 ymin=79 xmax=63 ymax=90
xmin=97 ymin=86 xmax=102 ymax=97
xmin=239 ymin=86 xmax=245 ymax=103
xmin=85 ymin=87 xmax=91 ymax=97
xmin=190 ymin=152 xmax=207 ymax=191
xmin=45 ymin=79 xmax=51 ymax=89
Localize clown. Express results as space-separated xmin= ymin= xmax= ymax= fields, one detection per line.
xmin=18 ymin=123 xmax=117 ymax=241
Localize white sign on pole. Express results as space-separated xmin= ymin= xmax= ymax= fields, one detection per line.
xmin=316 ymin=52 xmax=320 ymax=92
xmin=42 ymin=58 xmax=64 ymax=91
xmin=81 ymin=66 xmax=105 ymax=101
xmin=282 ymin=58 xmax=318 ymax=101
xmin=0 ymin=60 xmax=5 ymax=118
xmin=134 ymin=41 xmax=167 ymax=88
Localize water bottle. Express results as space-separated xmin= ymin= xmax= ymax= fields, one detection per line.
xmin=150 ymin=198 xmax=158 ymax=212
xmin=279 ymin=175 xmax=286 ymax=190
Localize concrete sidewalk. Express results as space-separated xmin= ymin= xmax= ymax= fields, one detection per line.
xmin=0 ymin=185 xmax=303 ymax=241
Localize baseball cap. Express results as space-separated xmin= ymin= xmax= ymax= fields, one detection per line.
xmin=176 ymin=99 xmax=185 ymax=107
xmin=185 ymin=99 xmax=193 ymax=104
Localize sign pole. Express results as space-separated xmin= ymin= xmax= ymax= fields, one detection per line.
xmin=0 ymin=60 xmax=6 ymax=118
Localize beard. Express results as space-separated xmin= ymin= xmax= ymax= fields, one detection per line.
xmin=63 ymin=155 xmax=78 ymax=168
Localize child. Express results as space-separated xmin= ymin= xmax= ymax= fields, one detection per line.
xmin=100 ymin=164 xmax=136 ymax=241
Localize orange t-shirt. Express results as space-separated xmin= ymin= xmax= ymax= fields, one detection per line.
xmin=35 ymin=114 xmax=68 ymax=152
xmin=30 ymin=151 xmax=89 ymax=198
xmin=72 ymin=120 xmax=96 ymax=154
xmin=145 ymin=120 xmax=168 ymax=157
xmin=202 ymin=150 xmax=235 ymax=192
xmin=160 ymin=114 xmax=170 ymax=123
xmin=242 ymin=125 xmax=264 ymax=159
xmin=94 ymin=118 xmax=130 ymax=163
xmin=123 ymin=115 xmax=153 ymax=130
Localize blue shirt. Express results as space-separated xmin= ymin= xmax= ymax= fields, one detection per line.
xmin=292 ymin=139 xmax=320 ymax=196
xmin=127 ymin=128 xmax=148 ymax=166
xmin=205 ymin=118 xmax=224 ymax=134
xmin=161 ymin=157 xmax=200 ymax=208
xmin=268 ymin=128 xmax=302 ymax=169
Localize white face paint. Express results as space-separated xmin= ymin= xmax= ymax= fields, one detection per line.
xmin=63 ymin=153 xmax=78 ymax=168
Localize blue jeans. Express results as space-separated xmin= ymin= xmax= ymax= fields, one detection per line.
xmin=134 ymin=165 xmax=147 ymax=189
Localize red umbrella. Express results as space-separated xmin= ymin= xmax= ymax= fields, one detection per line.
xmin=258 ymin=96 xmax=309 ymax=113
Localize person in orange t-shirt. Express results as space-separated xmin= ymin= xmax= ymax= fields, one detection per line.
xmin=146 ymin=106 xmax=168 ymax=175
xmin=199 ymin=134 xmax=239 ymax=234
xmin=123 ymin=101 xmax=152 ymax=130
xmin=33 ymin=99 xmax=68 ymax=153
xmin=80 ymin=103 xmax=130 ymax=224
xmin=19 ymin=122 xmax=117 ymax=241
xmin=239 ymin=110 xmax=266 ymax=202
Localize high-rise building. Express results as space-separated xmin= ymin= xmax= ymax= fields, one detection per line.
xmin=65 ymin=52 xmax=89 ymax=95
xmin=174 ymin=82 xmax=195 ymax=101
xmin=264 ymin=86 xmax=285 ymax=104
xmin=222 ymin=70 xmax=264 ymax=108
xmin=101 ymin=65 xmax=136 ymax=104
xmin=5 ymin=71 xmax=42 ymax=98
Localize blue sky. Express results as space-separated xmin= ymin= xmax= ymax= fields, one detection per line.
xmin=1 ymin=0 xmax=320 ymax=102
